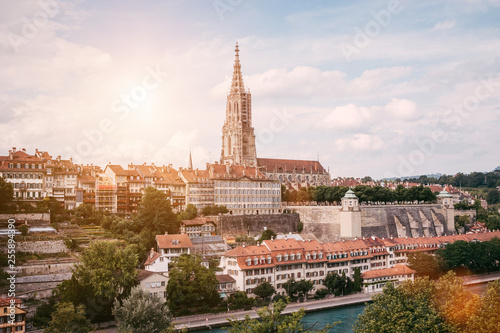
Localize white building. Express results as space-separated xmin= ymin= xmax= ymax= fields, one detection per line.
xmin=361 ymin=264 xmax=416 ymax=293
xmin=144 ymin=234 xmax=194 ymax=276
xmin=136 ymin=269 xmax=169 ymax=301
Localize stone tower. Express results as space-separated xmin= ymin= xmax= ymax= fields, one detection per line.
xmin=340 ymin=189 xmax=362 ymax=239
xmin=220 ymin=43 xmax=257 ymax=167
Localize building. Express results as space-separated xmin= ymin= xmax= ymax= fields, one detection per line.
xmin=210 ymin=163 xmax=281 ymax=215
xmin=144 ymin=234 xmax=194 ymax=276
xmin=0 ymin=148 xmax=46 ymax=202
xmin=361 ymin=264 xmax=416 ymax=293
xmin=180 ymin=217 xmax=217 ymax=238
xmin=136 ymin=269 xmax=169 ymax=301
xmin=216 ymin=274 xmax=237 ymax=299
xmin=0 ymin=298 xmax=26 ymax=333
xmin=220 ymin=43 xmax=257 ymax=167
xmin=257 ymin=158 xmax=330 ymax=190
xmin=219 ymin=230 xmax=500 ymax=297
xmin=178 ymin=167 xmax=214 ymax=210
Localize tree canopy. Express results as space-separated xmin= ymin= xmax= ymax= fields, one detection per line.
xmin=353 ymin=272 xmax=498 ymax=333
xmin=166 ymin=253 xmax=220 ymax=316
xmin=253 ymin=281 xmax=276 ymax=302
xmin=44 ymin=302 xmax=92 ymax=333
xmin=113 ymin=286 xmax=172 ymax=333
xmin=0 ymin=177 xmax=13 ymax=212
xmin=57 ymin=241 xmax=138 ymax=321
xmin=201 ymin=205 xmax=229 ymax=216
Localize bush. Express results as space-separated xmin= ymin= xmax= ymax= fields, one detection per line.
xmin=314 ymin=288 xmax=329 ymax=300
xmin=18 ymin=224 xmax=29 ymax=236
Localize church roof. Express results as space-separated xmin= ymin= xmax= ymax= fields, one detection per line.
xmin=257 ymin=158 xmax=327 ymax=174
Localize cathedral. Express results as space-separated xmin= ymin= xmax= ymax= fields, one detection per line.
xmin=220 ymin=43 xmax=258 ymax=167
xmin=220 ymin=43 xmax=330 ymax=189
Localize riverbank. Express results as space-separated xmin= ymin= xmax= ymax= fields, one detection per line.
xmin=173 ymin=271 xmax=500 ymax=331
xmin=173 ymin=292 xmax=376 ymax=331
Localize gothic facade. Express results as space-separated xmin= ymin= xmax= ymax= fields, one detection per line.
xmin=220 ymin=43 xmax=257 ymax=167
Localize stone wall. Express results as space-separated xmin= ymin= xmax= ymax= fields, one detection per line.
xmin=218 ymin=214 xmax=299 ymax=237
xmin=287 ymin=206 xmax=341 ymax=242
xmin=287 ymin=204 xmax=454 ymax=241
xmin=12 ymin=240 xmax=68 ymax=253
xmin=0 ymin=213 xmax=50 ymax=225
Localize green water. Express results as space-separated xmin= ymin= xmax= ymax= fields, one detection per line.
xmin=195 ymin=303 xmax=366 ymax=332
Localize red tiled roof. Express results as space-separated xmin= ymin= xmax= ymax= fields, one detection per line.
xmin=362 ymin=264 xmax=416 ymax=279
xmin=136 ymin=268 xmax=155 ymax=281
xmin=144 ymin=250 xmax=161 ymax=266
xmin=106 ymin=165 xmax=128 ymax=176
xmin=156 ymin=234 xmax=193 ymax=249
xmin=216 ymin=274 xmax=236 ymax=283
xmin=0 ymin=298 xmax=22 ymax=307
xmin=257 ymin=158 xmax=327 ymax=174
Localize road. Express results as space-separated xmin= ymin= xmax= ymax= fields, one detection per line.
xmin=29 ymin=272 xmax=500 ymax=332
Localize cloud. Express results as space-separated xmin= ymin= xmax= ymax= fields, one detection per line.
xmin=384 ymin=98 xmax=418 ymax=120
xmin=335 ymin=134 xmax=385 ymax=151
xmin=320 ymin=104 xmax=373 ymax=130
xmin=432 ymin=20 xmax=456 ymax=31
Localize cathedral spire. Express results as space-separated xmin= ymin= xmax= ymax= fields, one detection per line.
xmin=188 ymin=149 xmax=193 ymax=170
xmin=230 ymin=42 xmax=245 ymax=94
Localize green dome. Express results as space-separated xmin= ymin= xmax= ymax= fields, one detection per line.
xmin=437 ymin=190 xmax=452 ymax=198
xmin=343 ymin=189 xmax=358 ymax=199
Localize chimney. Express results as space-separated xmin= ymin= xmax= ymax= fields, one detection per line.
xmin=271 ymin=236 xmax=274 ymax=242
xmin=257 ymin=242 xmax=260 ymax=247
xmin=21 ymin=148 xmax=26 ymax=152
xmin=226 ymin=163 xmax=230 ymax=174
xmin=165 ymin=231 xmax=168 ymax=235
xmin=12 ymin=147 xmax=16 ymax=152
xmin=150 ymin=248 xmax=155 ymax=258
xmin=284 ymin=235 xmax=287 ymax=241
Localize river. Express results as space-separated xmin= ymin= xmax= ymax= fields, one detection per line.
xmin=194 ymin=303 xmax=366 ymax=332
xmin=194 ymin=282 xmax=490 ymax=333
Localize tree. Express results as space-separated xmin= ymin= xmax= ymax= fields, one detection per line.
xmin=18 ymin=224 xmax=29 ymax=236
xmin=352 ymin=267 xmax=363 ymax=292
xmin=166 ymin=253 xmax=220 ymax=316
xmin=227 ymin=291 xmax=255 ymax=310
xmin=486 ymin=214 xmax=500 ymax=230
xmin=225 ymin=298 xmax=337 ymax=333
xmin=0 ymin=177 xmax=13 ymax=212
xmin=487 ymin=189 xmax=500 ymax=205
xmin=465 ymin=279 xmax=500 ymax=333
xmin=32 ymin=297 xmax=57 ymax=328
xmin=57 ymin=241 xmax=138 ymax=321
xmin=178 ymin=203 xmax=198 ymax=221
xmin=44 ymin=302 xmax=92 ymax=333
xmin=136 ymin=187 xmax=178 ymax=235
xmin=258 ymin=229 xmax=277 ymax=243
xmin=113 ymin=286 xmax=172 ymax=333
xmin=353 ymin=281 xmax=454 ymax=333
xmin=454 ymin=215 xmax=470 ymax=231
xmin=432 ymin=271 xmax=480 ymax=331
xmin=282 ymin=279 xmax=313 ymax=301
xmin=253 ymin=281 xmax=276 ymax=302
xmin=201 ymin=205 xmax=229 ymax=216
xmin=408 ymin=252 xmax=442 ymax=279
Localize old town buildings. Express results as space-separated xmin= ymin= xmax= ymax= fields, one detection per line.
xmin=219 ymin=230 xmax=500 ymax=296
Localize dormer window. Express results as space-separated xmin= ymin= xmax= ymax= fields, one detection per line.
xmin=267 ymin=256 xmax=272 ymax=264
xmin=277 ymin=254 xmax=282 ymax=262
xmin=312 ymin=253 xmax=317 ymax=260
xmin=318 ymin=252 xmax=323 ymax=259
xmin=297 ymin=253 xmax=302 ymax=260
xmin=290 ymin=254 xmax=295 ymax=261
xmin=260 ymin=258 xmax=265 ymax=264
xmin=284 ymin=254 xmax=289 ymax=261
xmin=306 ymin=254 xmax=311 ymax=260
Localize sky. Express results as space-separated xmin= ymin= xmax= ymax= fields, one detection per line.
xmin=0 ymin=0 xmax=499 ymax=179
